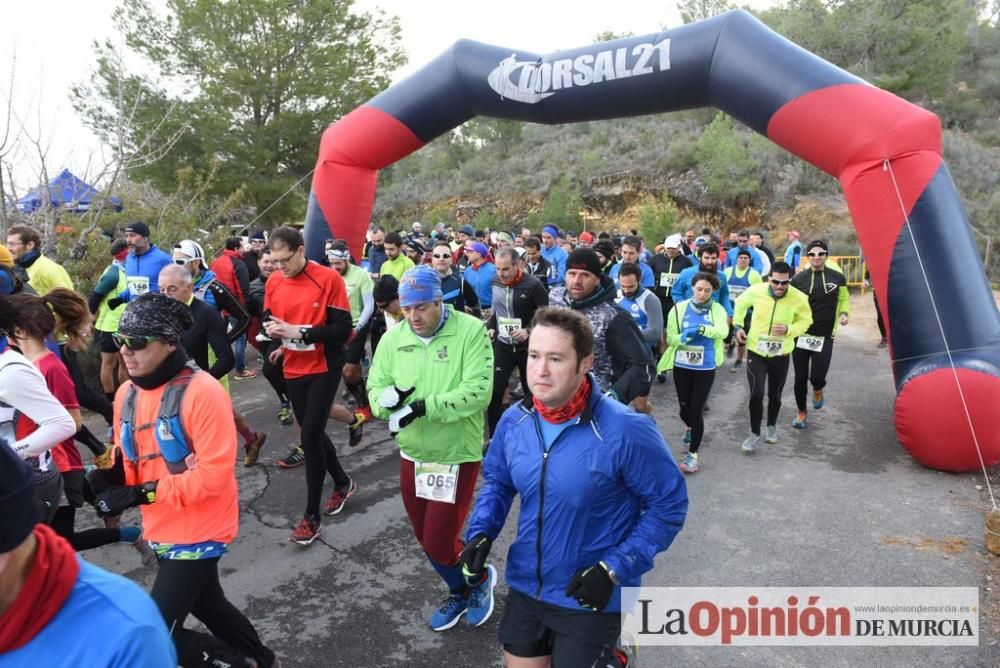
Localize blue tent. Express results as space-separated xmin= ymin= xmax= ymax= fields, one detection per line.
xmin=16 ymin=169 xmax=123 ymax=214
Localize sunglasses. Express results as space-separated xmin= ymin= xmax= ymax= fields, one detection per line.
xmin=174 ymin=257 xmax=195 ymax=265
xmin=431 ymin=253 xmax=452 ymax=259
xmin=807 ymin=251 xmax=828 ymax=257
xmin=113 ymin=334 xmax=159 ymax=351
xmin=770 ymin=278 xmax=791 ymax=286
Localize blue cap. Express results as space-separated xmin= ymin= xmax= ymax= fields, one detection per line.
xmin=399 ymin=266 xmax=443 ymax=307
xmin=468 ymin=242 xmax=490 ymax=256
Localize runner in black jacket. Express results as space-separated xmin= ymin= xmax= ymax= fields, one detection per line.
xmin=485 ymin=248 xmax=549 ymax=434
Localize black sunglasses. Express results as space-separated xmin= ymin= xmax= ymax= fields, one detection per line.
xmin=770 ymin=278 xmax=791 ymax=286
xmin=113 ymin=334 xmax=159 ymax=351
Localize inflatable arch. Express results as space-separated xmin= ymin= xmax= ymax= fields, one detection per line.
xmin=304 ymin=9 xmax=1000 ymax=473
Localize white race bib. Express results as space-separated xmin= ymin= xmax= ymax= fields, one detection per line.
xmin=126 ymin=275 xmax=149 ymax=295
xmin=659 ymin=272 xmax=678 ymax=288
xmin=675 ymin=345 xmax=706 ymax=367
xmin=414 ymin=462 xmax=458 ymax=504
xmin=729 ymin=284 xmax=747 ymax=298
xmin=497 ymin=316 xmax=522 ymax=339
xmin=282 ymin=325 xmax=316 ymax=351
xmin=796 ymin=334 xmax=825 ymax=352
xmin=756 ymin=335 xmax=785 ymax=356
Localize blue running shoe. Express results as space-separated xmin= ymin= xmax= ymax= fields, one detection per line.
xmin=792 ymin=412 xmax=807 ymax=429
xmin=429 ymin=594 xmax=468 ymax=631
xmin=813 ymin=389 xmax=825 ymax=410
xmin=466 ymin=564 xmax=497 ymax=627
xmin=682 ymin=429 xmax=692 ymax=445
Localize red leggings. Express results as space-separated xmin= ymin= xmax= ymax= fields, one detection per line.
xmin=399 ymin=457 xmax=480 ymax=565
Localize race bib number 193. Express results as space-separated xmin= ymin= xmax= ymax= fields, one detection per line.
xmin=675 ymin=345 xmax=705 ymax=367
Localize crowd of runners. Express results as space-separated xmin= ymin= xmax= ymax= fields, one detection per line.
xmin=0 ymin=218 xmax=873 ymax=666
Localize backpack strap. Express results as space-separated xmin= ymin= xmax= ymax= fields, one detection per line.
xmin=155 ymin=362 xmax=198 ymax=474
xmin=119 ymin=384 xmax=140 ymax=462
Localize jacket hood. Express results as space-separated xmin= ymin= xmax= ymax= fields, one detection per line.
xmin=566 ymin=274 xmax=616 ymax=310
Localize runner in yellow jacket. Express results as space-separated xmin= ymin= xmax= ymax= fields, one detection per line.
xmin=732 ymin=261 xmax=812 ymax=453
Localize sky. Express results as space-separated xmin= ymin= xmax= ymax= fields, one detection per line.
xmin=0 ymin=1 xmax=769 ymax=194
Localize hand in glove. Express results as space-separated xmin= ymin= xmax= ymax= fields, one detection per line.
xmin=459 ymin=533 xmax=493 ymax=583
xmin=106 ymin=297 xmax=125 ymax=310
xmin=378 ymin=385 xmax=416 ymax=411
xmin=680 ymin=325 xmax=703 ymax=344
xmin=95 ymin=484 xmax=154 ymax=517
xmin=86 ymin=448 xmax=126 ymax=494
xmin=565 ymin=562 xmax=616 ymax=611
xmin=388 ymin=400 xmax=426 ymax=434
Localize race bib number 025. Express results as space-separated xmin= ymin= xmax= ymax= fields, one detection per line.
xmin=414 ymin=462 xmax=458 ymax=504
xmin=796 ymin=334 xmax=825 ymax=352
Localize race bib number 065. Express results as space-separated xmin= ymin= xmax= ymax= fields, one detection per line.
xmin=414 ymin=462 xmax=458 ymax=504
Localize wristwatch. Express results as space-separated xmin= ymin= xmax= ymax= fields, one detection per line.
xmin=140 ymin=481 xmax=158 ymax=504
xmin=599 ymin=560 xmax=619 ymax=585
xmin=299 ymin=327 xmax=311 ymax=343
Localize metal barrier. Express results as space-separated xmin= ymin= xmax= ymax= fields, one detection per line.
xmin=798 ymin=255 xmax=867 ymax=294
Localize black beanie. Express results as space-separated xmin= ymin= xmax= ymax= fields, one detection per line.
xmin=806 ymin=240 xmax=829 ymax=253
xmin=117 ymin=293 xmax=194 ymax=345
xmin=566 ymin=247 xmax=603 ymax=277
xmin=0 ymin=437 xmax=38 ymax=553
xmin=373 ymin=275 xmax=399 ymax=303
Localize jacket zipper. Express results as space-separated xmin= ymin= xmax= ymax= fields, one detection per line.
xmin=531 ymin=413 xmax=576 ymax=598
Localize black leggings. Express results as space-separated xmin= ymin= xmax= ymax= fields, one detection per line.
xmin=792 ymin=337 xmax=835 ymax=412
xmin=672 ymin=367 xmax=715 ymax=453
xmin=51 ymin=505 xmax=122 ymax=551
xmin=286 ymin=370 xmax=350 ymax=518
xmin=746 ymin=352 xmax=790 ymax=435
xmin=60 ymin=346 xmax=113 ymax=424
xmin=261 ymin=339 xmax=288 ymax=404
xmin=488 ymin=344 xmax=529 ymax=436
xmin=151 ymin=557 xmax=274 ymax=668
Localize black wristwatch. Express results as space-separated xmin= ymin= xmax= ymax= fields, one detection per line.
xmin=140 ymin=481 xmax=158 ymax=504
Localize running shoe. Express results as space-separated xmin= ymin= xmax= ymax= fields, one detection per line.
xmin=94 ymin=444 xmax=114 ymax=469
xmin=429 ymin=594 xmax=468 ymax=631
xmin=465 ymin=564 xmax=497 ymax=627
xmin=741 ymin=433 xmax=759 ymax=454
xmin=703 ymin=403 xmax=710 ymax=413
xmin=679 ymin=452 xmax=699 ymax=474
xmin=290 ymin=516 xmax=321 ymax=545
xmin=731 ymin=359 xmax=743 ymax=373
xmin=324 ymin=478 xmax=358 ymax=515
xmin=233 ymin=369 xmax=257 ymax=380
xmin=813 ymin=389 xmax=825 ymax=410
xmin=277 ymin=447 xmax=305 ymax=469
xmin=682 ymin=428 xmax=692 ymax=445
xmin=348 ymin=409 xmax=369 ymax=447
xmin=765 ymin=425 xmax=778 ymax=443
xmin=277 ymin=405 xmax=293 ymax=426
xmin=792 ymin=412 xmax=808 ymax=429
xmin=244 ymin=432 xmax=267 ymax=467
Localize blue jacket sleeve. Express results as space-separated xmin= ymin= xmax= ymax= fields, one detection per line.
xmin=750 ymin=249 xmax=764 ymax=274
xmin=641 ymin=264 xmax=655 ymax=289
xmin=601 ymin=415 xmax=688 ymax=583
xmin=465 ymin=427 xmax=518 ymax=541
xmin=716 ymin=273 xmax=733 ymax=316
xmin=554 ymin=250 xmax=567 ymax=282
xmin=670 ymin=268 xmax=691 ymax=303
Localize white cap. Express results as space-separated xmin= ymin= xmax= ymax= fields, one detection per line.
xmin=664 ymin=234 xmax=683 ymax=249
xmin=174 ymin=239 xmax=204 ymax=260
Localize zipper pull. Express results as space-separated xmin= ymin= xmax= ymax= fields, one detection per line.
xmin=542 ymin=451 xmax=548 ymax=460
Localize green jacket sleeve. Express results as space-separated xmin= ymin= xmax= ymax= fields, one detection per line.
xmin=665 ymin=303 xmax=682 ymax=347
xmin=424 ymin=322 xmax=494 ymax=423
xmin=706 ymin=303 xmax=731 ymax=339
xmin=733 ymin=286 xmax=753 ymax=327
xmin=366 ymin=337 xmax=396 ymax=421
xmin=787 ymin=293 xmax=814 ymax=339
xmin=837 ymin=285 xmax=850 ymax=317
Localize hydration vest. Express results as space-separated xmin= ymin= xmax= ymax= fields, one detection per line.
xmin=119 ymin=362 xmax=199 ymax=474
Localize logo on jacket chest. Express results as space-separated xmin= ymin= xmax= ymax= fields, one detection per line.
xmin=437 ymin=346 xmax=449 ymax=361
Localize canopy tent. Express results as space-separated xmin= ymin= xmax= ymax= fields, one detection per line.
xmin=15 ymin=169 xmax=123 ymax=214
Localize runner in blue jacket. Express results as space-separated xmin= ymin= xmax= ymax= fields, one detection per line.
xmin=460 ymin=306 xmax=687 ymax=667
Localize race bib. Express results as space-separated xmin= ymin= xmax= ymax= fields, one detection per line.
xmin=729 ymin=284 xmax=747 ymax=298
xmin=659 ymin=273 xmax=678 ymax=288
xmin=282 ymin=325 xmax=316 ymax=352
xmin=497 ymin=317 xmax=522 ymax=339
xmin=756 ymin=335 xmax=784 ymax=356
xmin=414 ymin=462 xmax=458 ymax=504
xmin=126 ymin=275 xmax=149 ymax=295
xmin=675 ymin=345 xmax=705 ymax=368
xmin=796 ymin=334 xmax=825 ymax=352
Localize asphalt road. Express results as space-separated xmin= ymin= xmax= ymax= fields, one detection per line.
xmin=83 ymin=294 xmax=1000 ymax=667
